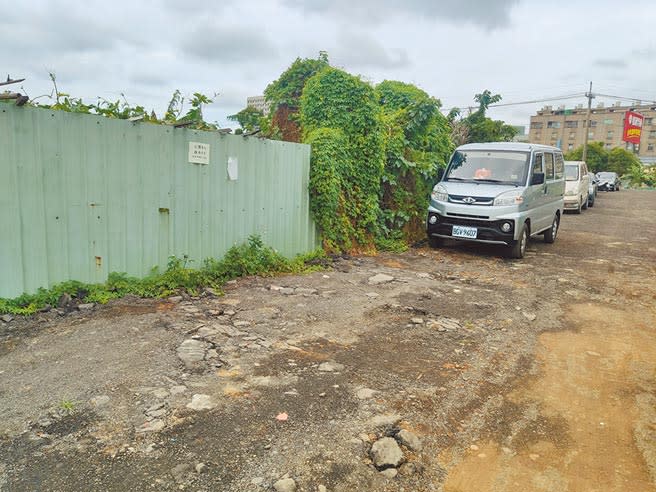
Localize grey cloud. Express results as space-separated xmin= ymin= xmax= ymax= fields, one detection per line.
xmin=334 ymin=31 xmax=410 ymax=70
xmin=129 ymin=72 xmax=170 ymax=88
xmin=283 ymin=0 xmax=519 ymax=29
xmin=632 ymin=47 xmax=656 ymax=59
xmin=181 ymin=25 xmax=277 ymax=63
xmin=594 ymin=58 xmax=628 ymax=69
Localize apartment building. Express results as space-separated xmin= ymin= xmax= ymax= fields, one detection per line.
xmin=246 ymin=95 xmax=269 ymax=115
xmin=528 ymin=102 xmax=656 ymax=164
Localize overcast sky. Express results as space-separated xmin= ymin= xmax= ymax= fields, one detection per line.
xmin=3 ymin=0 xmax=656 ymax=130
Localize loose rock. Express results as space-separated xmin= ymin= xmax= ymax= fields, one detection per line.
xmin=186 ymin=394 xmax=216 ymax=411
xmin=1 ymin=314 xmax=15 ymax=323
xmin=396 ymin=429 xmax=423 ymax=451
xmin=368 ymin=274 xmax=394 ymax=285
xmin=356 ymin=388 xmax=378 ymax=400
xmin=318 ymin=361 xmax=345 ymax=372
xmin=77 ymin=303 xmax=95 ymax=311
xmin=90 ymin=395 xmax=110 ymax=407
xmin=367 ymin=414 xmax=402 ymax=429
xmin=370 ymin=437 xmax=404 ymax=469
xmin=171 ymin=463 xmax=191 ymax=483
xmin=295 ymin=287 xmax=318 ymax=295
xmin=57 ymin=293 xmax=72 ymax=309
xmin=136 ymin=419 xmax=165 ymax=433
xmin=176 ymin=339 xmax=207 ymax=369
xmin=195 ymin=463 xmax=207 ymax=474
xmin=379 ymin=468 xmax=398 ymax=479
xmin=522 ymin=312 xmax=537 ymax=322
xmin=273 ymin=477 xmax=297 ymax=492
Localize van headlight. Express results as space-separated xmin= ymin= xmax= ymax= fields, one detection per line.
xmin=565 ymin=189 xmax=577 ymax=196
xmin=431 ymin=184 xmax=448 ymax=202
xmin=493 ymin=191 xmax=524 ymax=206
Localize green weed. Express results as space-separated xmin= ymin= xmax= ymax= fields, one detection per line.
xmin=0 ymin=236 xmax=328 ymax=316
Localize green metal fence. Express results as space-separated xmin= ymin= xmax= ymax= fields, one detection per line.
xmin=0 ymin=104 xmax=317 ymax=298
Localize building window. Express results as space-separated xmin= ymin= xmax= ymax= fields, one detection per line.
xmin=547 ymin=121 xmax=561 ymax=128
xmin=607 ymin=130 xmax=613 ymax=139
xmin=648 ymin=143 xmax=654 ymax=151
xmin=649 ymin=130 xmax=656 ymax=139
xmin=531 ymin=122 xmax=544 ymax=129
xmin=588 ymin=131 xmax=594 ymax=138
xmin=568 ymin=143 xmax=573 ymax=150
xmin=551 ymin=131 xmax=558 ymax=139
xmin=605 ymin=143 xmax=612 ymax=149
xmin=565 ymin=120 xmax=578 ymax=128
xmin=604 ymin=118 xmax=613 ymax=125
xmin=645 ymin=117 xmax=653 ymax=125
xmin=589 ymin=120 xmax=598 ymax=127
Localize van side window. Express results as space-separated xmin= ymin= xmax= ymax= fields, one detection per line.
xmin=554 ymin=153 xmax=564 ymax=179
xmin=532 ymin=153 xmax=543 ymax=175
xmin=544 ymin=153 xmax=555 ymax=180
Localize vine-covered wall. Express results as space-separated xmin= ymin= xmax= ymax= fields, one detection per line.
xmin=264 ymin=55 xmax=454 ymax=253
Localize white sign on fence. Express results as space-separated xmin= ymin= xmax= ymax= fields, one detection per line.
xmin=227 ymin=156 xmax=239 ymax=180
xmin=188 ymin=142 xmax=210 ymax=164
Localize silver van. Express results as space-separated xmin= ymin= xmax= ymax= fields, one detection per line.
xmin=426 ymin=142 xmax=565 ymax=258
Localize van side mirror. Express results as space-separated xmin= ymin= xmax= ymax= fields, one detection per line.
xmin=531 ymin=173 xmax=545 ymax=185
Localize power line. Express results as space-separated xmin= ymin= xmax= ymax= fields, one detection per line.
xmin=446 ymin=92 xmax=585 ymax=112
xmin=593 ymin=92 xmax=656 ymax=104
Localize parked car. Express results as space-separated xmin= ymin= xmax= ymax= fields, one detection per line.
xmin=587 ymin=172 xmax=598 ymax=207
xmin=597 ymin=171 xmax=621 ymax=191
xmin=426 ymin=142 xmax=565 ymax=259
xmin=564 ymin=161 xmax=591 ymax=214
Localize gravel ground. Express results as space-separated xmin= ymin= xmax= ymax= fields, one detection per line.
xmin=1 ymin=190 xmax=655 ymax=492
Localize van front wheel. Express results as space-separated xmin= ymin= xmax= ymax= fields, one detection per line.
xmin=543 ymin=214 xmax=559 ymax=244
xmin=509 ymin=223 xmax=528 ymax=259
xmin=428 ymin=235 xmax=444 ymax=248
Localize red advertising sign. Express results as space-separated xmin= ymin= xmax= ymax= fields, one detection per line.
xmin=623 ymin=111 xmax=643 ymax=144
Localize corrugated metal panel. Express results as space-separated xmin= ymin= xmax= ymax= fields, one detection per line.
xmin=0 ymin=104 xmax=318 ymax=298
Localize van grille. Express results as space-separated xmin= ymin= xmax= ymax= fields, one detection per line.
xmin=448 ymin=194 xmax=494 ymax=206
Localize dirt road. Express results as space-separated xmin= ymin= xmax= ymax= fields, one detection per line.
xmin=1 ymin=190 xmax=655 ymax=492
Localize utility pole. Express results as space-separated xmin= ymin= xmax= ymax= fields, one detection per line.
xmin=582 ymin=81 xmax=595 ymax=162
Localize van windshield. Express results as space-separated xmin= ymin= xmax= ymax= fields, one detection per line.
xmin=444 ymin=150 xmax=529 ymax=185
xmin=565 ymin=165 xmax=579 ymax=181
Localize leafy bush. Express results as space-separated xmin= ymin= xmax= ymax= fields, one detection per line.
xmin=301 ymin=67 xmax=385 ymax=251
xmin=376 ymin=81 xmax=453 ymax=242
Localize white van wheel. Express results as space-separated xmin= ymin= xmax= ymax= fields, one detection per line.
xmin=574 ymin=198 xmax=582 ymax=214
xmin=582 ymin=194 xmax=588 ymax=210
xmin=509 ymin=223 xmax=528 ymax=259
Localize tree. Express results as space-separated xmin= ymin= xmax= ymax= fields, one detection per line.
xmin=608 ymin=147 xmax=641 ymax=176
xmin=227 ymin=106 xmax=264 ymax=133
xmin=449 ymin=90 xmax=517 ymax=143
xmin=564 ymin=142 xmax=608 ymax=172
xmin=263 ymin=53 xmax=330 ymax=141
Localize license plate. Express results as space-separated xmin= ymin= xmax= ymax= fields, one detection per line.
xmin=452 ymin=225 xmax=478 ymax=239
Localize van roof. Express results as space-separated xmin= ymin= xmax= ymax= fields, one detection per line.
xmin=456 ymin=142 xmax=562 ymax=153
